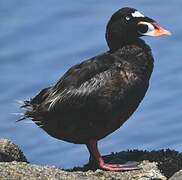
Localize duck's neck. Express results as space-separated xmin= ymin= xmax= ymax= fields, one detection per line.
xmin=106 ymin=35 xmax=142 ymax=53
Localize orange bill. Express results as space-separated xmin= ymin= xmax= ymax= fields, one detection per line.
xmin=152 ymin=23 xmax=171 ymax=36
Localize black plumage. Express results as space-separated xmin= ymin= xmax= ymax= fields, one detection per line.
xmin=19 ymin=7 xmax=170 ymax=171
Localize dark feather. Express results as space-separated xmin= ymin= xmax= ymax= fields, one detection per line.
xmin=18 ymin=8 xmax=155 ymax=144
xmin=20 ymin=39 xmax=153 ymax=143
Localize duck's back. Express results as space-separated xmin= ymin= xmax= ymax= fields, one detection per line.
xmin=22 ymin=40 xmax=153 ymax=144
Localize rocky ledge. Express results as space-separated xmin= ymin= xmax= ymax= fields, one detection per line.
xmin=0 ymin=138 xmax=182 ymax=180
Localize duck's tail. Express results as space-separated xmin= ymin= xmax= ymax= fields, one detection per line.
xmin=16 ymin=100 xmax=34 ymax=122
xmin=16 ymin=87 xmax=51 ymax=122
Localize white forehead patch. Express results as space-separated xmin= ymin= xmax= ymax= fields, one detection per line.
xmin=131 ymin=11 xmax=145 ymax=18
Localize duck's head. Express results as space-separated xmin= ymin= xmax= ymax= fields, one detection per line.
xmin=106 ymin=7 xmax=171 ymax=51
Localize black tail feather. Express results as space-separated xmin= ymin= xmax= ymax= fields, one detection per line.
xmin=16 ymin=116 xmax=26 ymax=122
xmin=16 ymin=87 xmax=51 ymax=123
xmin=16 ymin=100 xmax=33 ymax=122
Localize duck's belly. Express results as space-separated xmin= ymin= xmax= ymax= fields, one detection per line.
xmin=39 ymin=85 xmax=147 ymax=144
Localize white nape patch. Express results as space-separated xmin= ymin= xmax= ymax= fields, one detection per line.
xmin=131 ymin=11 xmax=145 ymax=18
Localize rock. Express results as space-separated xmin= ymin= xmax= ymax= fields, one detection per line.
xmin=0 ymin=138 xmax=27 ymax=162
xmin=0 ymin=161 xmax=166 ymax=180
xmin=169 ymin=170 xmax=182 ymax=180
xmin=96 ymin=149 xmax=182 ymax=179
xmin=0 ymin=138 xmax=182 ymax=179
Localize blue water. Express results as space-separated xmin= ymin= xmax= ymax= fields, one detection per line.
xmin=0 ymin=0 xmax=181 ymax=168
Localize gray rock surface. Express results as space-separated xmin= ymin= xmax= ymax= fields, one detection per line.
xmin=0 ymin=138 xmax=27 ymax=162
xmin=0 ymin=138 xmax=182 ymax=179
xmin=169 ymin=170 xmax=182 ymax=180
xmin=0 ymin=161 xmax=166 ymax=180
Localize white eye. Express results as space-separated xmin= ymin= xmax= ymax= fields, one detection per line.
xmin=137 ymin=21 xmax=155 ymax=36
xmin=131 ymin=11 xmax=145 ymax=18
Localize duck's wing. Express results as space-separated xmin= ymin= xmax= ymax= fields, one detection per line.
xmin=45 ymin=53 xmax=138 ymax=112
xmin=53 ymin=52 xmax=116 ymax=91
xmin=19 ymin=53 xmax=119 ymax=120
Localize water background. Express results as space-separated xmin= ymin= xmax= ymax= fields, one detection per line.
xmin=0 ymin=0 xmax=181 ymax=168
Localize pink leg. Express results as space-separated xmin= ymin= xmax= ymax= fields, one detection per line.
xmin=87 ymin=139 xmax=140 ymax=171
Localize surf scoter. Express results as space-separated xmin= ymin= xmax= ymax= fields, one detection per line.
xmin=19 ymin=7 xmax=170 ymax=171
